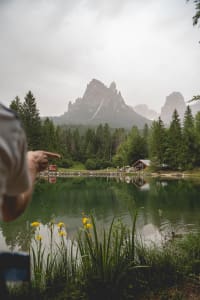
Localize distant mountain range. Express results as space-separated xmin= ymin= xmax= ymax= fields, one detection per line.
xmin=51 ymin=78 xmax=199 ymax=128
xmin=52 ymin=79 xmax=151 ymax=129
xmin=134 ymin=92 xmax=200 ymax=125
xmin=159 ymin=92 xmax=200 ymax=125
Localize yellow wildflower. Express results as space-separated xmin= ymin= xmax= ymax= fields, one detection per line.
xmin=85 ymin=223 xmax=92 ymax=229
xmin=59 ymin=231 xmax=66 ymax=237
xmin=36 ymin=235 xmax=42 ymax=241
xmin=82 ymin=217 xmax=89 ymax=225
xmin=31 ymin=221 xmax=40 ymax=227
xmin=57 ymin=222 xmax=65 ymax=228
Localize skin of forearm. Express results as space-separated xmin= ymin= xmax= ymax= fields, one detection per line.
xmin=2 ymin=160 xmax=38 ymax=222
xmin=2 ymin=151 xmax=60 ymax=222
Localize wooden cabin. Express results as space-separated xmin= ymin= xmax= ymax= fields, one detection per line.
xmin=133 ymin=159 xmax=151 ymax=171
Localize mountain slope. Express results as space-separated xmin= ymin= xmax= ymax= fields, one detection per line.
xmin=53 ymin=79 xmax=151 ymax=129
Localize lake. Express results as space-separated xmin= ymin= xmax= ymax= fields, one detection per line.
xmin=1 ymin=176 xmax=200 ymax=252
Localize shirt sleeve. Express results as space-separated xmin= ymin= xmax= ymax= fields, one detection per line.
xmin=0 ymin=106 xmax=31 ymax=203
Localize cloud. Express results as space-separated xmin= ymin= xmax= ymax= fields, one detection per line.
xmin=0 ymin=0 xmax=199 ymax=116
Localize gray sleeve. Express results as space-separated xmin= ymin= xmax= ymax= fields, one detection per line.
xmin=0 ymin=106 xmax=31 ymax=200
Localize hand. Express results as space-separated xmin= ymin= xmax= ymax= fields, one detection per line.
xmin=27 ymin=150 xmax=61 ymax=172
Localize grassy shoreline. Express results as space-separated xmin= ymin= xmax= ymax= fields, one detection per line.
xmin=6 ymin=214 xmax=200 ymax=300
xmin=53 ymin=167 xmax=200 ymax=180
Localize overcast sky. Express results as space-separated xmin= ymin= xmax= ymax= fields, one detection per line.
xmin=0 ymin=0 xmax=199 ymax=116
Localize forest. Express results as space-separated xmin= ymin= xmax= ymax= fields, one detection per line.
xmin=10 ymin=91 xmax=200 ymax=171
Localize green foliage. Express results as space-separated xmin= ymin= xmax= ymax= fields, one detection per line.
xmin=85 ymin=158 xmax=97 ymax=170
xmin=182 ymin=106 xmax=197 ymax=169
xmin=188 ymin=0 xmax=200 ymax=26
xmin=114 ymin=126 xmax=148 ymax=167
xmin=8 ymin=215 xmax=200 ymax=300
xmin=148 ymin=117 xmax=166 ymax=168
xmin=22 ymin=91 xmax=42 ymax=150
xmin=10 ymin=96 xmax=23 ymax=117
xmin=58 ymin=158 xmax=73 ymax=168
xmin=165 ymin=110 xmax=183 ymax=170
xmin=77 ymin=214 xmax=138 ymax=300
xmin=9 ymin=92 xmax=200 ymax=171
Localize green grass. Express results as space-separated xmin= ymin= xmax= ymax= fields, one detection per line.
xmin=58 ymin=161 xmax=86 ymax=172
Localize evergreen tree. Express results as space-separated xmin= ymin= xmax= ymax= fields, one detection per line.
xmin=182 ymin=106 xmax=196 ymax=169
xmin=149 ymin=117 xmax=166 ymax=168
xmin=142 ymin=123 xmax=149 ymax=158
xmin=54 ymin=126 xmax=66 ymax=156
xmin=10 ymin=96 xmax=23 ymax=118
xmin=103 ymin=123 xmax=112 ymax=161
xmin=113 ymin=126 xmax=146 ymax=167
xmin=111 ymin=128 xmax=126 ymax=154
xmin=95 ymin=124 xmax=104 ymax=158
xmin=72 ymin=129 xmax=82 ymax=161
xmin=165 ymin=110 xmax=182 ymax=170
xmin=41 ymin=118 xmax=57 ymax=152
xmin=126 ymin=126 xmax=147 ymax=164
xmin=84 ymin=128 xmax=96 ymax=159
xmin=195 ymin=112 xmax=200 ymax=165
xmin=21 ymin=91 xmax=42 ymax=150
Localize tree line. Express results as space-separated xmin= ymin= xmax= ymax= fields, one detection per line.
xmin=10 ymin=91 xmax=200 ymax=170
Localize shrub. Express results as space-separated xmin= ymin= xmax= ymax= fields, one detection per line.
xmin=85 ymin=159 xmax=97 ymax=170
xmin=58 ymin=158 xmax=73 ymax=168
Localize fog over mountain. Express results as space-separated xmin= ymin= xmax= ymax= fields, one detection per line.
xmin=133 ymin=104 xmax=159 ymax=121
xmin=160 ymin=92 xmax=186 ymax=124
xmin=52 ymin=79 xmax=151 ymax=129
xmin=0 ymin=0 xmax=199 ymax=116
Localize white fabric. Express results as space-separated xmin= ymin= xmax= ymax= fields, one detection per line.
xmin=0 ymin=104 xmax=31 ymax=219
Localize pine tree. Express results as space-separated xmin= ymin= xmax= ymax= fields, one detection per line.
xmin=165 ymin=110 xmax=183 ymax=170
xmin=113 ymin=126 xmax=146 ymax=167
xmin=103 ymin=123 xmax=112 ymax=161
xmin=195 ymin=112 xmax=200 ymax=166
xmin=182 ymin=106 xmax=196 ymax=169
xmin=149 ymin=117 xmax=166 ymax=168
xmin=72 ymin=129 xmax=82 ymax=161
xmin=10 ymin=96 xmax=23 ymax=118
xmin=41 ymin=118 xmax=57 ymax=152
xmin=22 ymin=91 xmax=42 ymax=150
xmin=111 ymin=128 xmax=126 ymax=154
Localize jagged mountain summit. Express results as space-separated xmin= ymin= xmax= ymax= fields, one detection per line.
xmin=53 ymin=79 xmax=151 ymax=128
xmin=160 ymin=92 xmax=186 ymax=124
xmin=133 ymin=104 xmax=159 ymax=120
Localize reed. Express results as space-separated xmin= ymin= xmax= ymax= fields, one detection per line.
xmin=8 ymin=216 xmax=200 ymax=300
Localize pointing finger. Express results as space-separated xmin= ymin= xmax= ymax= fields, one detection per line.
xmin=42 ymin=151 xmax=61 ymax=159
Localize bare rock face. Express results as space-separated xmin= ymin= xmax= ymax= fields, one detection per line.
xmin=160 ymin=92 xmax=186 ymax=124
xmin=134 ymin=104 xmax=159 ymax=120
xmin=53 ymin=79 xmax=151 ymax=128
xmin=190 ymin=101 xmax=200 ymax=116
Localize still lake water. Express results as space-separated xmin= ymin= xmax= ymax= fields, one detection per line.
xmin=1 ymin=176 xmax=200 ymax=252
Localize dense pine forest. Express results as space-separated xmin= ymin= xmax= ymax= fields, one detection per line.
xmin=10 ymin=91 xmax=200 ymax=171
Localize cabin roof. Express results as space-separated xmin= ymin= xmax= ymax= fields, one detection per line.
xmin=133 ymin=159 xmax=151 ymax=167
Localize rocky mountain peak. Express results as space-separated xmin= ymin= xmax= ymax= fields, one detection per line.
xmin=160 ymin=92 xmax=186 ymax=124
xmin=109 ymin=81 xmax=117 ymax=93
xmin=52 ymin=79 xmax=151 ymax=128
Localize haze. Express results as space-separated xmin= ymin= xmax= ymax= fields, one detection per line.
xmin=0 ymin=0 xmax=199 ymax=116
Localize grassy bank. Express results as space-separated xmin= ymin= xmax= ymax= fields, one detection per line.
xmin=6 ymin=214 xmax=200 ymax=300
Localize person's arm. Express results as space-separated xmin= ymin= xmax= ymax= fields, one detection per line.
xmin=2 ymin=151 xmax=60 ymax=222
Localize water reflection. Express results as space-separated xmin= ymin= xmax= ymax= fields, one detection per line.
xmin=1 ymin=177 xmax=200 ymax=251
